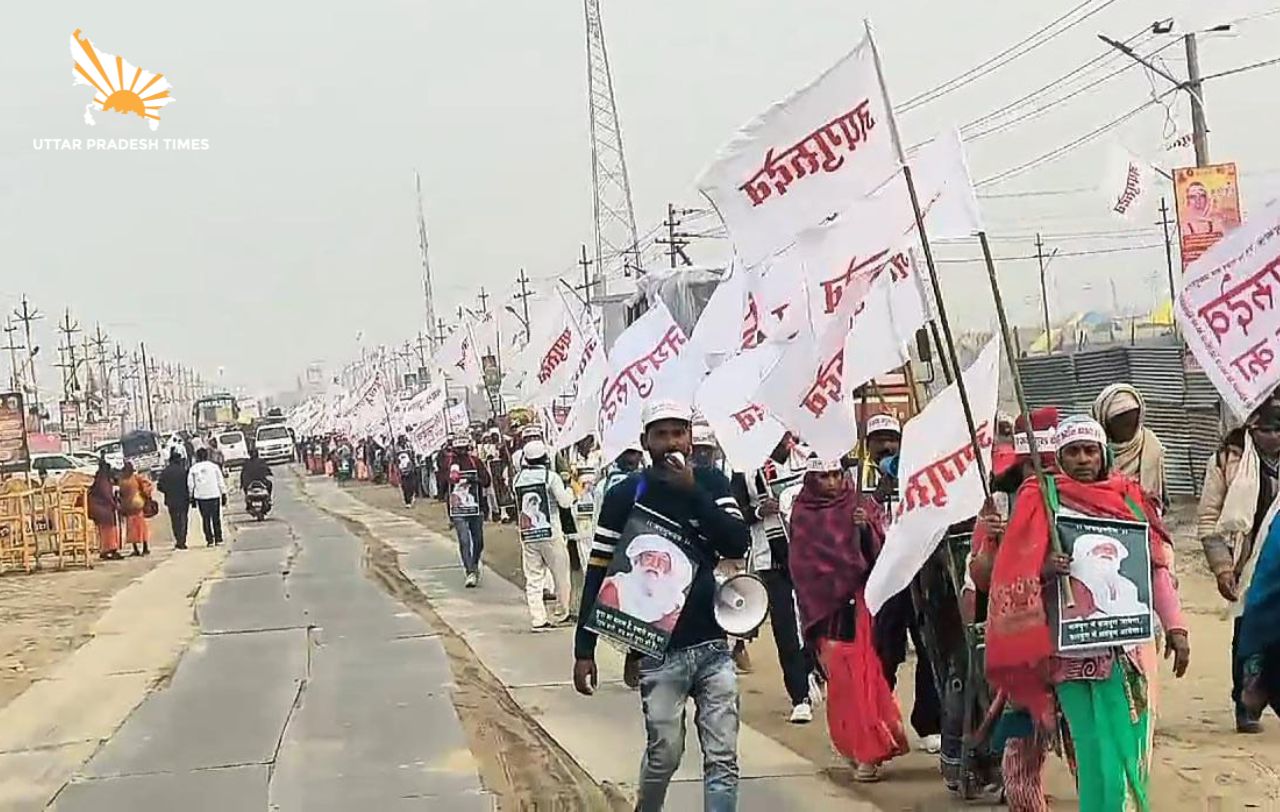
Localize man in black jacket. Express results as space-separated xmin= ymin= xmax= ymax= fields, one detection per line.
xmin=156 ymin=449 xmax=191 ymax=550
xmin=239 ymin=449 xmax=273 ymax=494
xmin=573 ymin=400 xmax=749 ymax=811
xmin=730 ymin=434 xmax=815 ymax=725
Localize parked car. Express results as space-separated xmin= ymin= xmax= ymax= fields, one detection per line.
xmin=69 ymin=451 xmax=102 ymax=468
xmin=255 ymin=424 xmax=295 ymax=465
xmin=28 ymin=452 xmax=97 ymax=483
xmin=216 ymin=430 xmax=251 ymax=468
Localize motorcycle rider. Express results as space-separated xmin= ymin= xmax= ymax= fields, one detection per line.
xmin=240 ymin=448 xmax=273 ymax=495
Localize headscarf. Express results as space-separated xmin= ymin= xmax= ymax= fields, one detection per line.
xmin=788 ymin=471 xmax=885 ymax=641
xmin=985 ymin=468 xmax=1172 ymax=723
xmin=1091 ymin=383 xmax=1166 ymax=499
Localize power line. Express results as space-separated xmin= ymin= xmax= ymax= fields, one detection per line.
xmin=900 ymin=0 xmax=1124 ymax=112
xmin=975 ymin=98 xmax=1156 ymax=188
xmin=964 ymin=38 xmax=1182 ymax=143
xmin=1200 ymin=53 xmax=1280 ymax=83
xmin=936 ymin=243 xmax=1163 ymax=263
xmin=960 ymin=25 xmax=1153 ymax=133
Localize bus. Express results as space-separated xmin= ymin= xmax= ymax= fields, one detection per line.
xmin=193 ymin=393 xmax=239 ymax=433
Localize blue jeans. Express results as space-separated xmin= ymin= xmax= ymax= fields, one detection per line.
xmin=636 ymin=639 xmax=740 ymax=811
xmin=451 ymin=515 xmax=485 ymax=574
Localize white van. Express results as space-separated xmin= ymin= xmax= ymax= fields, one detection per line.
xmin=255 ymin=424 xmax=295 ymax=465
xmin=215 ymin=430 xmax=251 ymax=468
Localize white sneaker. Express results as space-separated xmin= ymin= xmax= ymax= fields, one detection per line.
xmin=808 ymin=673 xmax=826 ymax=706
xmin=789 ymin=702 xmax=813 ymax=724
xmin=464 ymin=573 xmax=478 ymax=588
xmin=919 ymin=734 xmax=942 ymax=754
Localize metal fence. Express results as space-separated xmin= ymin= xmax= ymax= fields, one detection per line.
xmin=1015 ymin=343 xmax=1221 ymax=497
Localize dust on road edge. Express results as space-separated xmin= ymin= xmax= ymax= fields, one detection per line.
xmin=323 ymin=507 xmax=630 ymax=812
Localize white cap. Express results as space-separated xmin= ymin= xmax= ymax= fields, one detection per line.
xmin=806 ymin=456 xmax=843 ymax=473
xmin=1055 ymin=416 xmax=1107 ymax=450
xmin=622 ymin=440 xmax=644 ymax=455
xmin=866 ymin=414 xmax=902 ymax=436
xmin=642 ymin=399 xmax=692 ymax=428
xmin=522 ymin=440 xmax=548 ymax=462
xmin=520 ymin=424 xmax=544 ymax=438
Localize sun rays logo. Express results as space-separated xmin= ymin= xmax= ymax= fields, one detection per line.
xmin=70 ymin=29 xmax=172 ymax=131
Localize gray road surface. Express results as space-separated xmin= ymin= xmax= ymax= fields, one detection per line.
xmin=49 ymin=478 xmax=492 ymax=812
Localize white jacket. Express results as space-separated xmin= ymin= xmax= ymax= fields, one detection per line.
xmin=188 ymin=460 xmax=227 ymax=500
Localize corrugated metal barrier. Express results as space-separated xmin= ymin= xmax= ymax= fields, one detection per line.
xmin=1015 ymin=343 xmax=1222 ymax=497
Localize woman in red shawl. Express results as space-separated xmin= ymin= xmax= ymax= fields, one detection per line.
xmin=88 ymin=460 xmax=122 ymax=561
xmin=985 ymin=415 xmax=1190 ymax=811
xmin=787 ymin=455 xmax=907 ymax=782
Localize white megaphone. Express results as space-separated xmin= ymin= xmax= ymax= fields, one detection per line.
xmin=714 ymin=573 xmax=769 ymax=636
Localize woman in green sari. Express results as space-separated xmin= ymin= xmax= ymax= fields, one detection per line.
xmin=986 ymin=415 xmax=1190 ymax=811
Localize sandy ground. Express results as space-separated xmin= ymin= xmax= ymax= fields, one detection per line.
xmin=0 ymin=517 xmax=176 ymax=711
xmin=346 ymin=482 xmax=1280 ymax=810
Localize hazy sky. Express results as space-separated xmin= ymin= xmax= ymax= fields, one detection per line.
xmin=5 ymin=1 xmax=1280 ymax=395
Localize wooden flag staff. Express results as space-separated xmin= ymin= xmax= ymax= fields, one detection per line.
xmin=867 ymin=20 xmax=990 ymax=498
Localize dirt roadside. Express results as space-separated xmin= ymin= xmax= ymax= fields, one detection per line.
xmin=0 ymin=519 xmax=175 ymax=711
xmin=323 ymin=488 xmax=627 ymax=812
xmin=346 ymin=483 xmax=1280 ymax=811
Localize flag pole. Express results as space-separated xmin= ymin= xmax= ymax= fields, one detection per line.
xmin=979 ymin=233 xmax=1072 ymax=600
xmin=866 ymin=19 xmax=990 ymax=497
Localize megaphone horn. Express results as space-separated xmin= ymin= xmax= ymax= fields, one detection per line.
xmin=714 ymin=573 xmax=770 ymax=637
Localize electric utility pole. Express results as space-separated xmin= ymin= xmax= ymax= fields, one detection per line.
xmin=2 ymin=318 xmax=24 ymax=392
xmin=1099 ymin=22 xmax=1212 ymax=166
xmin=12 ymin=295 xmax=42 ymax=403
xmin=514 ymin=268 xmax=533 ymax=342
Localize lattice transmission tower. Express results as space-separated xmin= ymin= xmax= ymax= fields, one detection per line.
xmin=583 ymin=0 xmax=640 ymax=284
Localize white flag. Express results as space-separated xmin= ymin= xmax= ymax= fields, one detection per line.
xmin=598 ymin=302 xmax=707 ymax=461
xmin=909 ymin=127 xmax=984 ymax=238
xmin=695 ymin=344 xmax=788 ymax=472
xmin=690 ymin=266 xmax=750 ymax=369
xmin=696 ymin=33 xmax=897 ymax=267
xmin=1101 ymin=143 xmax=1156 ymax=222
xmin=520 ymin=291 xmax=604 ymax=406
xmin=756 ymin=317 xmax=859 ymax=462
xmin=866 ymin=337 xmax=1000 ymax=614
xmin=842 ymin=251 xmax=928 ymax=394
xmin=1175 ymin=199 xmax=1280 ymax=419
xmin=432 ymin=323 xmax=484 ymax=391
xmin=551 ymin=387 xmax=601 ymax=453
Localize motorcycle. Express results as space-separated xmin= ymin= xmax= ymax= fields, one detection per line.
xmin=244 ymin=480 xmax=272 ymax=521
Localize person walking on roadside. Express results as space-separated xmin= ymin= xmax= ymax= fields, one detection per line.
xmin=574 ymin=400 xmax=750 ymax=812
xmin=157 ymin=449 xmax=191 ymax=550
xmin=1198 ymin=396 xmax=1280 ymax=733
xmin=730 ymin=433 xmax=816 ymax=725
xmin=117 ymin=462 xmax=154 ymax=557
xmin=394 ymin=435 xmax=418 ymax=508
xmin=513 ymin=440 xmax=575 ymax=629
xmin=88 ymin=460 xmax=122 ymax=561
xmin=1092 ymin=383 xmax=1168 ymax=509
xmin=207 ymin=436 xmax=226 ymax=469
xmin=444 ymin=434 xmax=491 ymax=587
xmin=188 ymin=447 xmax=228 ymax=546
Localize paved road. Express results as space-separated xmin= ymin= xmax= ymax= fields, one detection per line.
xmin=50 ymin=478 xmax=492 ymax=812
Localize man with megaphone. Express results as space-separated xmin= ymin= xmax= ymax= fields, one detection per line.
xmin=573 ymin=399 xmax=751 ymax=812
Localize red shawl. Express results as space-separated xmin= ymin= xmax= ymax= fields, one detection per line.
xmin=789 ymin=474 xmax=886 ymax=640
xmin=985 ymin=473 xmax=1171 ymax=722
